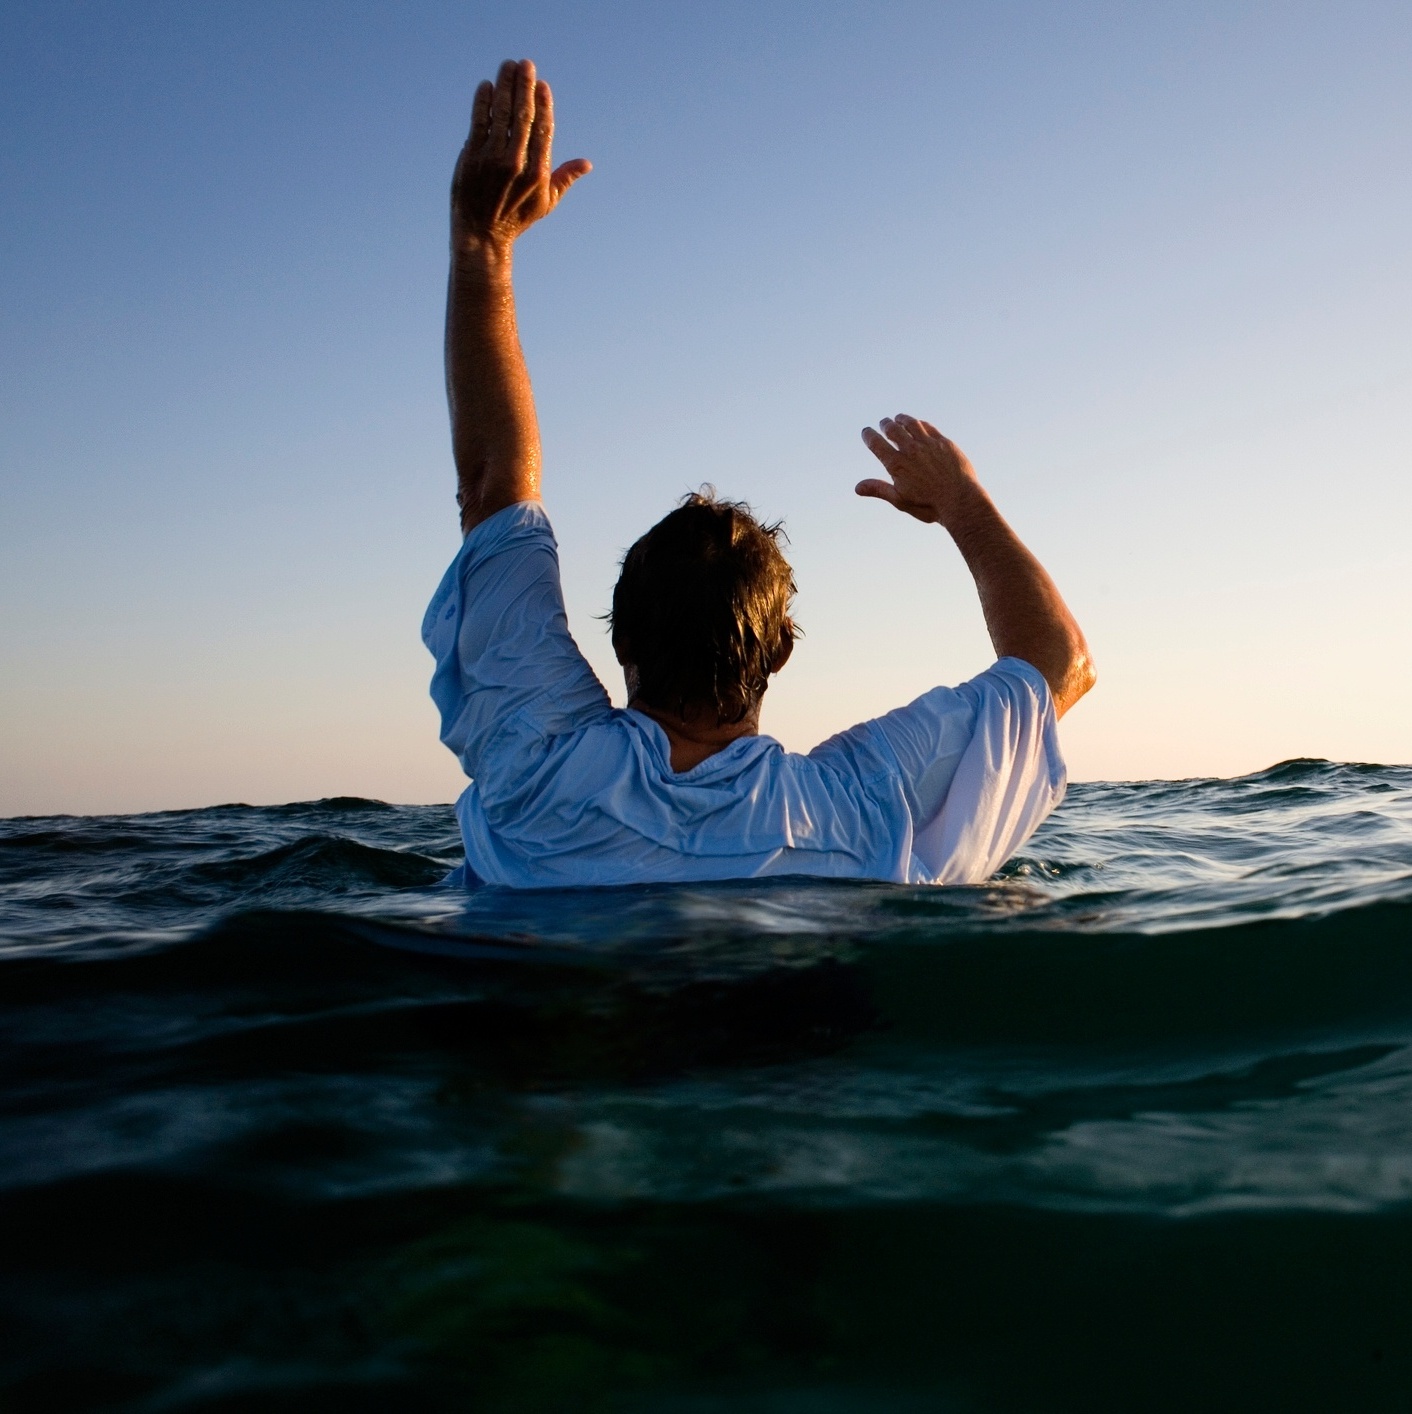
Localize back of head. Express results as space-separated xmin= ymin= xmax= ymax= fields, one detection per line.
xmin=610 ymin=492 xmax=796 ymax=725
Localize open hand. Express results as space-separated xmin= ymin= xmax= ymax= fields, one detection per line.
xmin=451 ymin=59 xmax=591 ymax=257
xmin=857 ymin=415 xmax=985 ymax=528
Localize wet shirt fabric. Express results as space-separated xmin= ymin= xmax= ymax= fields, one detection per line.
xmin=423 ymin=501 xmax=1066 ymax=889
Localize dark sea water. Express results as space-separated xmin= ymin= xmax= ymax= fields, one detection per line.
xmin=4 ymin=759 xmax=1412 ymax=1412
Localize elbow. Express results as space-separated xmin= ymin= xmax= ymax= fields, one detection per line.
xmin=1075 ymin=650 xmax=1098 ymax=699
xmin=1053 ymin=647 xmax=1096 ymax=719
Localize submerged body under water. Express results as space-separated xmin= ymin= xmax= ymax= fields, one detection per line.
xmin=3 ymin=759 xmax=1412 ymax=1412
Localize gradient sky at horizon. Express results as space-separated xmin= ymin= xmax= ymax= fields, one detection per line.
xmin=3 ymin=0 xmax=1410 ymax=815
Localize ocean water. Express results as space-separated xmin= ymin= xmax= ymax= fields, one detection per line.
xmin=3 ymin=758 xmax=1412 ymax=1412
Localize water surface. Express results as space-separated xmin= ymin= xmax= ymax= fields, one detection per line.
xmin=3 ymin=759 xmax=1412 ymax=1410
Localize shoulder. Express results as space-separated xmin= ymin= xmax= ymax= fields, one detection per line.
xmin=957 ymin=656 xmax=1054 ymax=709
xmin=458 ymin=498 xmax=556 ymax=567
xmin=802 ymin=658 xmax=1058 ymax=817
xmin=424 ymin=501 xmax=557 ymax=643
xmin=844 ymin=657 xmax=1054 ymax=755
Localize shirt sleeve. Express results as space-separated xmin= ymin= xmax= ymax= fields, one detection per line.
xmin=421 ymin=501 xmax=612 ymax=783
xmin=812 ymin=657 xmax=1066 ymax=885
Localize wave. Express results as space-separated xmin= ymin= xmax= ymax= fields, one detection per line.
xmin=181 ymin=835 xmax=448 ymax=894
xmin=7 ymin=891 xmax=1412 ymax=1063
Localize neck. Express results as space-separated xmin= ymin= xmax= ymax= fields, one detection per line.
xmin=628 ymin=698 xmax=760 ymax=773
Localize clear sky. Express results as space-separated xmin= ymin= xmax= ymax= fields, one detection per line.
xmin=3 ymin=0 xmax=1410 ymax=815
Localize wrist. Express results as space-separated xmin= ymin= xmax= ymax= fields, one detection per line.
xmin=932 ymin=479 xmax=996 ymax=538
xmin=451 ymin=233 xmax=515 ymax=283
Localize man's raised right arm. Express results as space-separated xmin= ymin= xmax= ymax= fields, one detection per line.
xmin=445 ymin=59 xmax=589 ymax=534
xmin=857 ymin=414 xmax=1095 ymax=716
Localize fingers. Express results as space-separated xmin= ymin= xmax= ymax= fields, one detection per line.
xmin=894 ymin=414 xmax=955 ymax=451
xmin=890 ymin=415 xmax=969 ymax=472
xmin=881 ymin=413 xmax=929 ymax=450
xmin=525 ymin=79 xmax=553 ymax=180
xmin=861 ymin=425 xmax=905 ymax=471
xmin=855 ymin=478 xmax=901 ymax=506
xmin=508 ymin=59 xmax=536 ymax=164
xmin=487 ymin=59 xmax=517 ymax=152
xmin=877 ymin=418 xmax=908 ymax=450
xmin=469 ymin=80 xmax=492 ymax=154
xmin=529 ymin=80 xmax=591 ymax=203
xmin=550 ymin=158 xmax=592 ymax=202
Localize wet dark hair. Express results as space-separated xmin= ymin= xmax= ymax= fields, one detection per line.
xmin=610 ymin=491 xmax=796 ymax=725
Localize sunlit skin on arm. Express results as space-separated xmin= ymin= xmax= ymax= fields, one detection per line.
xmin=857 ymin=416 xmax=1096 ymax=717
xmin=446 ymin=60 xmax=590 ymax=534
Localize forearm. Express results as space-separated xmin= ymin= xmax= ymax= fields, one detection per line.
xmin=945 ymin=487 xmax=1095 ymax=716
xmin=857 ymin=415 xmax=1095 ymax=716
xmin=445 ymin=244 xmax=542 ymax=534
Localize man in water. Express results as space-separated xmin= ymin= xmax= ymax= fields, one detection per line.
xmin=424 ymin=60 xmax=1095 ymax=888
